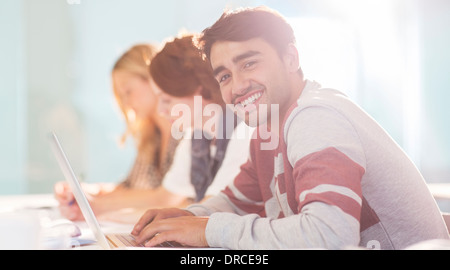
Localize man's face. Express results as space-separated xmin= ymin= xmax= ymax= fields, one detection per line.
xmin=210 ymin=38 xmax=291 ymax=127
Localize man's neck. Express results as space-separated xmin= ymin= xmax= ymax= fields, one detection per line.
xmin=279 ymin=77 xmax=306 ymax=128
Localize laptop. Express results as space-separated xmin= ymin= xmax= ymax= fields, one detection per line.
xmin=49 ymin=132 xmax=182 ymax=249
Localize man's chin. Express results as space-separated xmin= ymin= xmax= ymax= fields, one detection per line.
xmin=243 ymin=115 xmax=268 ymax=128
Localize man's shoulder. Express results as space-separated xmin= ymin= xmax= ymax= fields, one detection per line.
xmin=283 ymin=81 xmax=357 ymax=134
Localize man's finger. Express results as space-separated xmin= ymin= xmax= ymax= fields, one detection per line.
xmin=135 ymin=221 xmax=165 ymax=244
xmin=145 ymin=232 xmax=170 ymax=247
xmin=132 ymin=209 xmax=158 ymax=236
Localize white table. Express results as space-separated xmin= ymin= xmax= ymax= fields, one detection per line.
xmin=0 ymin=194 xmax=58 ymax=212
xmin=0 ymin=194 xmax=134 ymax=250
xmin=2 ymin=191 xmax=449 ymax=250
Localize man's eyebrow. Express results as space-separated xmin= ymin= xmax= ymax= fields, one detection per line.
xmin=213 ymin=66 xmax=226 ymax=78
xmin=213 ymin=50 xmax=261 ymax=77
xmin=232 ymin=50 xmax=261 ymax=64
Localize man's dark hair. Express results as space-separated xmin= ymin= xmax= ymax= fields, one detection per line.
xmin=198 ymin=6 xmax=297 ymax=60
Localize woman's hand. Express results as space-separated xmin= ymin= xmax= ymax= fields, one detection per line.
xmin=54 ymin=181 xmax=84 ymax=221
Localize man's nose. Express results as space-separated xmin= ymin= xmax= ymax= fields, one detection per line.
xmin=231 ymin=73 xmax=251 ymax=100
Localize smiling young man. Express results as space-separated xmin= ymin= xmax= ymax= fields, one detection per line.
xmin=132 ymin=6 xmax=449 ymax=249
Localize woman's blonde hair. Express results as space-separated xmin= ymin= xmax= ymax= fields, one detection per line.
xmin=112 ymin=44 xmax=170 ymax=170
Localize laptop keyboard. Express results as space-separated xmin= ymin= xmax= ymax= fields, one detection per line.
xmin=114 ymin=234 xmax=144 ymax=247
xmin=113 ymin=234 xmax=183 ymax=248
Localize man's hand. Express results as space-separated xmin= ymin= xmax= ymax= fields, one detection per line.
xmin=132 ymin=208 xmax=209 ymax=248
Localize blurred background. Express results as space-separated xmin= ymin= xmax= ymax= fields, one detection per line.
xmin=0 ymin=0 xmax=449 ymax=209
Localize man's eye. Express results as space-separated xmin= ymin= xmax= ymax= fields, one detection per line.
xmin=219 ymin=74 xmax=230 ymax=83
xmin=244 ymin=61 xmax=257 ymax=69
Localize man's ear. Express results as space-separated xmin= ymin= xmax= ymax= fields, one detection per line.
xmin=283 ymin=43 xmax=300 ymax=73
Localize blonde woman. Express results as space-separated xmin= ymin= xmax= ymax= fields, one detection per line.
xmin=54 ymin=44 xmax=182 ymax=221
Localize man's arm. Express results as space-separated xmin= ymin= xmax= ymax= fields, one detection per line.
xmin=131 ymin=156 xmax=263 ymax=247
xmin=203 ymin=106 xmax=367 ymax=249
xmin=204 ymin=202 xmax=361 ymax=249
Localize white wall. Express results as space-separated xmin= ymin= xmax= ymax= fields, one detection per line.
xmin=0 ymin=0 xmax=27 ymax=194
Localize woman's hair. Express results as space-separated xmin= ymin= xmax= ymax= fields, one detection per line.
xmin=112 ymin=44 xmax=169 ymax=170
xmin=150 ymin=34 xmax=224 ymax=106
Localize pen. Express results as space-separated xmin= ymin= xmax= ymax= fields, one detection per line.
xmin=68 ymin=199 xmax=76 ymax=206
